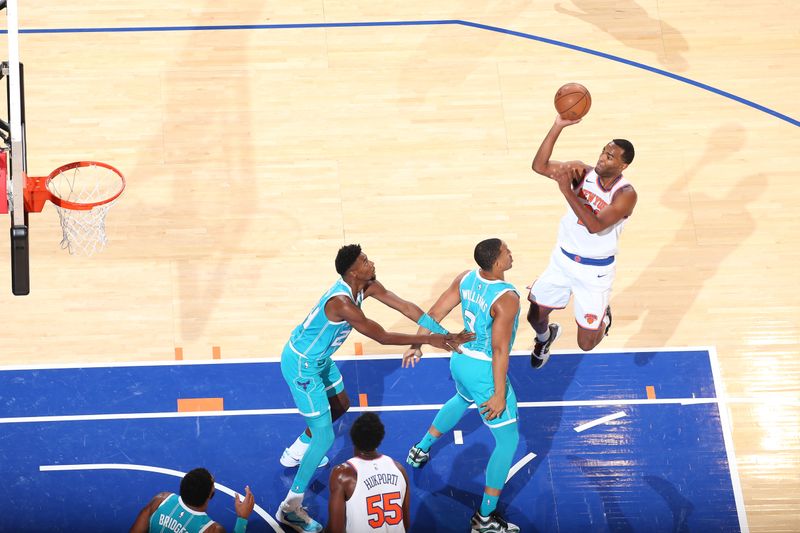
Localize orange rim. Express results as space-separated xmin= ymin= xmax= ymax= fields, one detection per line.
xmin=46 ymin=161 xmax=125 ymax=211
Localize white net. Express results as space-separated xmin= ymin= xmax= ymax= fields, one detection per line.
xmin=45 ymin=163 xmax=124 ymax=255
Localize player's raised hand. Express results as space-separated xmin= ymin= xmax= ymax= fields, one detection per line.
xmin=402 ymin=347 xmax=423 ymax=368
xmin=552 ymin=164 xmax=586 ymax=193
xmin=234 ymin=486 xmax=255 ymax=519
xmin=553 ymin=114 xmax=582 ymax=128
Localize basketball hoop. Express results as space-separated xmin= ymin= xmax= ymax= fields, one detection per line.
xmin=24 ymin=161 xmax=125 ymax=255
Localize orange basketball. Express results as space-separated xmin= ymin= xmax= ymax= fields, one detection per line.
xmin=554 ymin=83 xmax=592 ymax=120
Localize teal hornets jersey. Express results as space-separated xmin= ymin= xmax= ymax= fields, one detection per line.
xmin=459 ymin=270 xmax=519 ymax=359
xmin=149 ymin=493 xmax=214 ymax=533
xmin=288 ymin=278 xmax=364 ymax=362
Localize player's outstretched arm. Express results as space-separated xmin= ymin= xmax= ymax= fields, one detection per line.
xmin=328 ymin=297 xmax=474 ymax=351
xmin=426 ymin=271 xmax=470 ymax=323
xmin=402 ymin=271 xmax=469 ymax=368
xmin=532 ymin=115 xmax=587 ymax=180
xmin=364 ymin=280 xmax=425 ymax=322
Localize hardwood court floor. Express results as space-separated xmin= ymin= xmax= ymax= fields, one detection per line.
xmin=1 ymin=1 xmax=798 ymax=531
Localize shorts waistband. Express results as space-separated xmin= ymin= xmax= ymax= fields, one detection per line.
xmin=560 ymin=248 xmax=614 ymax=266
xmin=456 ymin=347 xmax=493 ymax=362
xmin=288 ymin=341 xmax=313 ymax=359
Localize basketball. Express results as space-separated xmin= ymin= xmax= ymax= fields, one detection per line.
xmin=554 ymin=83 xmax=591 ymax=120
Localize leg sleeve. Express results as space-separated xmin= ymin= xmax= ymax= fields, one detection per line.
xmin=485 ymin=422 xmax=520 ymax=491
xmin=430 ymin=393 xmax=471 ymax=434
xmin=290 ymin=411 xmax=335 ymax=493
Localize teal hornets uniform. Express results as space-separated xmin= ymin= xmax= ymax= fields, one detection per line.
xmin=281 ymin=279 xmax=364 ymax=417
xmin=451 ymin=269 xmax=520 ymax=427
xmin=149 ymin=493 xmax=215 ymax=533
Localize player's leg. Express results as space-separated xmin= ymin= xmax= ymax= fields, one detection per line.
xmin=277 ymin=410 xmax=332 ymax=532
xmin=470 ymin=422 xmax=520 ymax=533
xmin=277 ymin=348 xmax=333 ymax=532
xmin=285 ymin=388 xmax=348 ymax=467
xmin=526 ymin=299 xmax=551 ymax=333
xmin=407 ymin=393 xmax=471 ymax=467
xmin=572 ymin=263 xmax=614 ymax=351
xmin=471 ymin=374 xmax=521 ymax=532
xmin=280 ymin=348 xmax=334 ymax=469
xmin=283 ymin=358 xmax=347 ymax=468
xmin=528 ymin=251 xmax=570 ymax=368
xmin=328 ymin=389 xmax=350 ymax=422
xmin=408 ymin=355 xmax=473 ymax=468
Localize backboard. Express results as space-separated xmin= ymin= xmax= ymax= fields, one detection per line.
xmin=2 ymin=0 xmax=29 ymax=295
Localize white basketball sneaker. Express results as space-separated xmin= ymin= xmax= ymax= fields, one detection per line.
xmin=279 ymin=447 xmax=329 ymax=468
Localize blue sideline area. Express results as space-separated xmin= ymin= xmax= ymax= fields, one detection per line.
xmin=0 ymin=349 xmax=742 ymax=532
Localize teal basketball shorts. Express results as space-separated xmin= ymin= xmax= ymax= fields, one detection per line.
xmin=280 ymin=342 xmax=345 ymax=418
xmin=450 ymin=352 xmax=518 ymax=427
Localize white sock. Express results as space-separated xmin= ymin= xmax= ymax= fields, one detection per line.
xmin=536 ymin=328 xmax=551 ymax=342
xmin=287 ymin=435 xmax=310 ymax=456
xmin=282 ymin=490 xmax=304 ymax=510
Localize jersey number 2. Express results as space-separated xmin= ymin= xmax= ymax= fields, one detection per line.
xmin=366 ymin=491 xmax=403 ymax=528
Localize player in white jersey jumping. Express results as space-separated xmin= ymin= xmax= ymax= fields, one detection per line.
xmin=527 ymin=115 xmax=637 ymax=368
xmin=327 ymin=412 xmax=410 ymax=533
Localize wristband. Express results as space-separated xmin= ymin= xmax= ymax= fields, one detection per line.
xmin=234 ymin=517 xmax=248 ymax=533
xmin=416 ymin=313 xmax=448 ymax=334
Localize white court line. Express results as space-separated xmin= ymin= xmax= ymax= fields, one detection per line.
xmin=709 ymin=347 xmax=750 ymax=532
xmin=0 ymin=398 xmax=718 ymax=425
xmin=40 ymin=463 xmax=285 ymax=532
xmin=5 ymin=395 xmax=796 ymax=425
xmin=574 ymin=411 xmax=627 ymax=433
xmin=0 ymin=346 xmax=719 ymax=371
xmin=12 ymin=347 xmax=749 ymax=532
xmin=506 ymin=452 xmax=537 ymax=483
xmin=0 ymin=408 xmax=297 ymax=425
xmin=454 ymin=430 xmax=463 ymax=445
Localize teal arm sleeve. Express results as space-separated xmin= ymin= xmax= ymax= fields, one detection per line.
xmin=416 ymin=313 xmax=448 ymax=334
xmin=234 ymin=517 xmax=248 ymax=533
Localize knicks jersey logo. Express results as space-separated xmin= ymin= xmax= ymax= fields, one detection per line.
xmin=585 ymin=314 xmax=598 ymax=324
xmin=575 ymin=188 xmax=604 ymax=228
xmin=579 ymin=187 xmax=609 ymax=211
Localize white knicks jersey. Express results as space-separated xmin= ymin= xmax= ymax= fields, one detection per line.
xmin=345 ymin=455 xmax=407 ymax=533
xmin=557 ymin=169 xmax=632 ymax=258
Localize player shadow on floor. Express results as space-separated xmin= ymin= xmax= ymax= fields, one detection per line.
xmin=615 ymin=124 xmax=766 ymax=363
xmin=510 ymin=350 xmax=587 ymax=458
xmin=554 ymin=0 xmax=689 ymax=71
xmin=566 ymin=455 xmax=635 ymax=532
xmin=560 ymin=459 xmax=697 ymax=532
xmin=410 ymin=438 xmax=486 ymax=532
xmin=401 ymin=353 xmax=588 ymax=532
xmin=410 ymin=436 xmax=536 ymax=533
xmin=644 ymin=474 xmax=694 ymax=533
